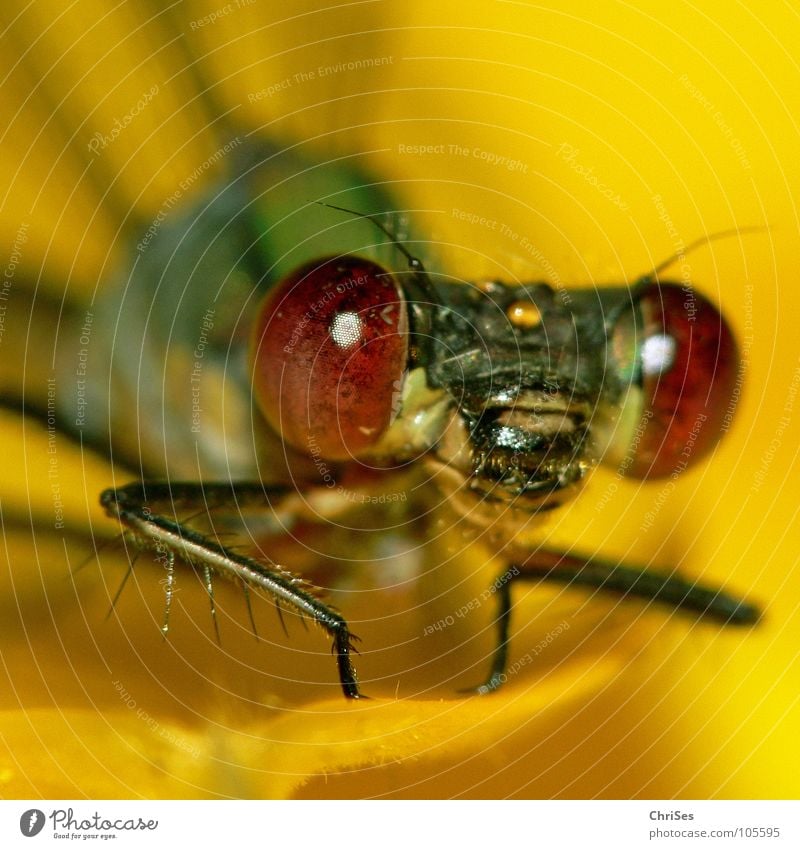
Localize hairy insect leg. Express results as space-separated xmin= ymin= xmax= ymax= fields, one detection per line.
xmin=100 ymin=481 xmax=363 ymax=699
xmin=476 ymin=549 xmax=760 ymax=694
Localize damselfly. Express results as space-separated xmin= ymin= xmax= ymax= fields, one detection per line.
xmin=36 ymin=141 xmax=758 ymax=699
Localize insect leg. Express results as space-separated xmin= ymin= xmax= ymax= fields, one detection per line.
xmin=476 ymin=549 xmax=759 ymax=694
xmin=100 ymin=481 xmax=363 ymax=699
xmin=520 ymin=549 xmax=760 ymax=623
xmin=470 ymin=581 xmax=513 ymax=695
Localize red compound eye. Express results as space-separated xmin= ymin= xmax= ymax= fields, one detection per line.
xmin=610 ymin=283 xmax=739 ymax=478
xmin=250 ymin=256 xmax=409 ymax=460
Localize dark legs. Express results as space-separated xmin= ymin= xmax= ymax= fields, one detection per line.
xmin=477 ymin=548 xmax=760 ymax=693
xmin=102 ymin=480 xmax=760 ymax=700
xmin=100 ymin=481 xmax=363 ymax=699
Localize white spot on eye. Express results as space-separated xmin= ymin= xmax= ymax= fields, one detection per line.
xmin=641 ymin=333 xmax=677 ymax=376
xmin=330 ymin=311 xmax=364 ymax=348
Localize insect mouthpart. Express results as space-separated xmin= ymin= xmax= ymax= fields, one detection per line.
xmin=429 ymin=379 xmax=593 ymax=514
xmin=467 ymin=389 xmax=591 ymax=502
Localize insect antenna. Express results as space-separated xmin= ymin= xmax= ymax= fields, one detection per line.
xmin=317 ymin=202 xmax=430 ymax=272
xmin=318 ymin=200 xmax=443 ymax=367
xmin=630 ymin=226 xmax=767 ymax=297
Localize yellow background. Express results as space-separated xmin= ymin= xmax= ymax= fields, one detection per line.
xmin=0 ymin=0 xmax=798 ymax=798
